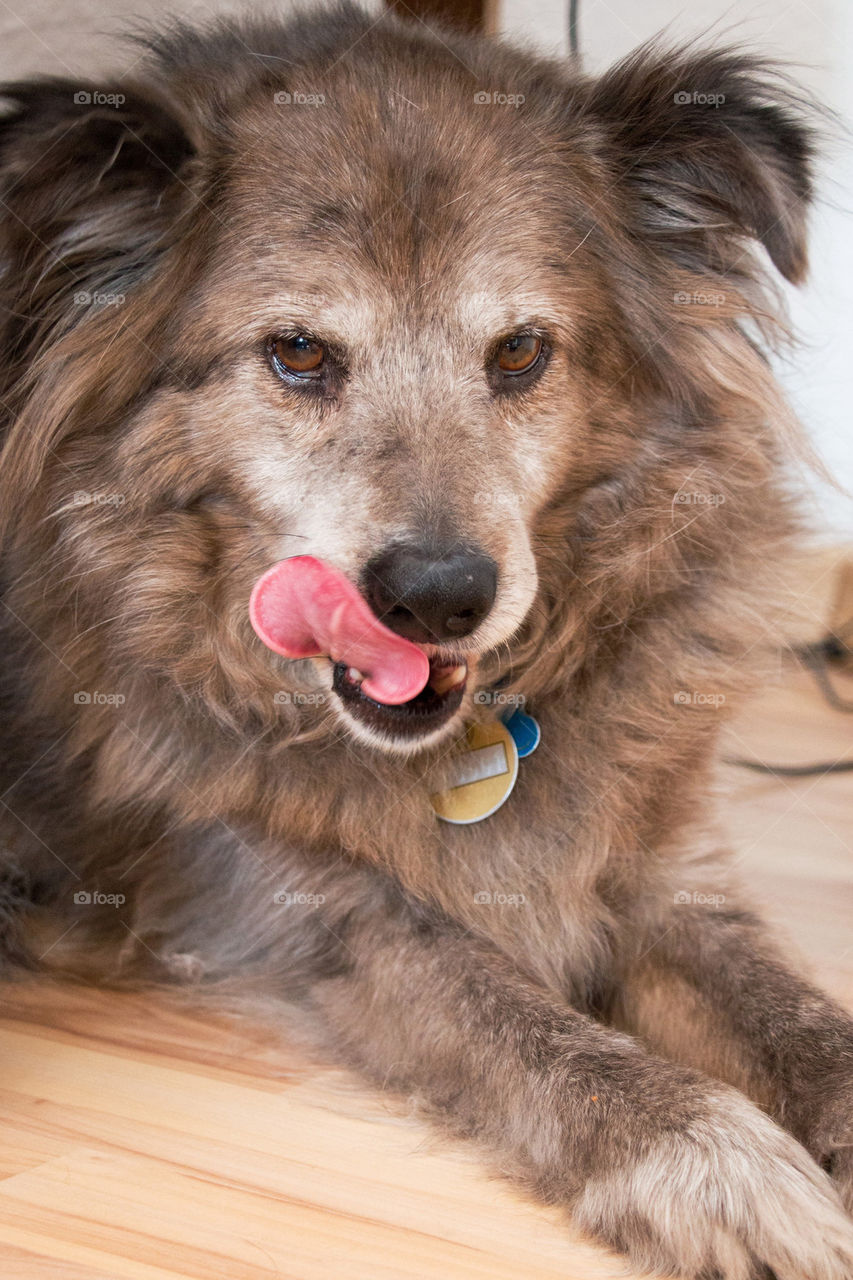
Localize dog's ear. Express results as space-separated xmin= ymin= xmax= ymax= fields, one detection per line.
xmin=0 ymin=78 xmax=195 ymax=363
xmin=583 ymin=47 xmax=814 ymax=283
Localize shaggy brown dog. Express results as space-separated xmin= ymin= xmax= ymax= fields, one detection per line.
xmin=1 ymin=5 xmax=852 ymax=1275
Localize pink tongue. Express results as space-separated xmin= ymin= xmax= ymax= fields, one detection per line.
xmin=249 ymin=555 xmax=430 ymax=705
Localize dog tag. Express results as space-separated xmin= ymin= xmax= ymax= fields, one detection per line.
xmin=502 ymin=707 xmax=540 ymax=758
xmin=430 ymin=720 xmax=519 ymax=825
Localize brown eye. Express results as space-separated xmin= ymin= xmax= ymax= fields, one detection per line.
xmin=497 ymin=332 xmax=542 ymax=375
xmin=271 ymin=334 xmax=325 ymax=377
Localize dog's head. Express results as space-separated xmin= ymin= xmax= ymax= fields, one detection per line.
xmin=0 ymin=5 xmax=813 ymax=755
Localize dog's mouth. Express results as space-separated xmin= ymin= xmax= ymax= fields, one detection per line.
xmin=249 ymin=555 xmax=473 ymax=745
xmin=331 ymin=652 xmax=468 ymax=739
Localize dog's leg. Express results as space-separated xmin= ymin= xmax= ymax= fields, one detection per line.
xmin=312 ymin=893 xmax=853 ymax=1279
xmin=614 ymin=899 xmax=853 ymax=1216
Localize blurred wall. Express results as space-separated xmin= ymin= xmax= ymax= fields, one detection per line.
xmin=500 ymin=0 xmax=853 ymax=538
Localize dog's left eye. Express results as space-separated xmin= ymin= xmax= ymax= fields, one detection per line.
xmin=269 ymin=334 xmax=325 ymax=379
xmin=496 ymin=333 xmax=543 ymax=376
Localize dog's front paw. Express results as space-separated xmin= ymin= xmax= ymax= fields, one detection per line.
xmin=572 ymin=1086 xmax=853 ymax=1280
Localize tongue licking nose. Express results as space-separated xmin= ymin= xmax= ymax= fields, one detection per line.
xmin=249 ymin=555 xmax=431 ymax=705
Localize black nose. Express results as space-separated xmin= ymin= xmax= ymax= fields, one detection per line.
xmin=363 ymin=545 xmax=498 ymax=643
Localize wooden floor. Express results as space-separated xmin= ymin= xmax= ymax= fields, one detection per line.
xmin=0 ymin=663 xmax=850 ymax=1279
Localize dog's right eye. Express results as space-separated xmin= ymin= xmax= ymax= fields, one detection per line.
xmin=269 ymin=334 xmax=325 ymax=379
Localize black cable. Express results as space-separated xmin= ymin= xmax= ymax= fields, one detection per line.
xmin=803 ymin=640 xmax=853 ymax=713
xmin=568 ymin=0 xmax=580 ymax=58
xmin=727 ymin=624 xmax=853 ymax=779
xmin=727 ymin=757 xmax=853 ymax=777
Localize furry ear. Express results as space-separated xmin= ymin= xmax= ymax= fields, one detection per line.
xmin=584 ymin=47 xmax=814 ymax=284
xmin=0 ymin=78 xmax=194 ymax=368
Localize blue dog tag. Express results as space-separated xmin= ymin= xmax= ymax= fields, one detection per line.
xmin=502 ymin=707 xmax=540 ymax=758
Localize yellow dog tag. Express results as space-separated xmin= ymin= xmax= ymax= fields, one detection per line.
xmin=430 ymin=720 xmax=519 ymax=825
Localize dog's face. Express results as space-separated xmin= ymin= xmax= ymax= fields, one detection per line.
xmin=162 ymin=82 xmax=613 ymax=750
xmin=0 ymin=9 xmax=812 ymax=756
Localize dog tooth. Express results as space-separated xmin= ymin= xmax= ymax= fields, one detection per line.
xmin=346 ymin=667 xmax=365 ymax=684
xmin=429 ymin=663 xmax=468 ymax=695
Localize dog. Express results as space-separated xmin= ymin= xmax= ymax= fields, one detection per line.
xmin=1 ymin=4 xmax=852 ymax=1275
